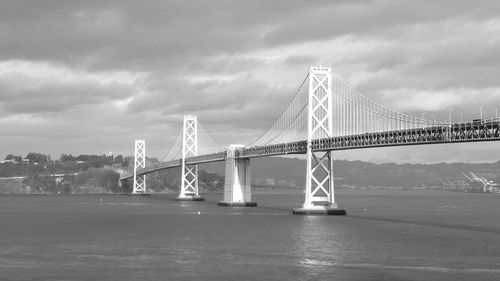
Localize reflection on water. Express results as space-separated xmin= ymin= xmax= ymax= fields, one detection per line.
xmin=294 ymin=216 xmax=349 ymax=270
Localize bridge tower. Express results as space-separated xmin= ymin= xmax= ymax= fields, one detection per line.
xmin=132 ymin=139 xmax=146 ymax=194
xmin=175 ymin=115 xmax=204 ymax=201
xmin=218 ymin=145 xmax=257 ymax=207
xmin=293 ymin=66 xmax=346 ymax=215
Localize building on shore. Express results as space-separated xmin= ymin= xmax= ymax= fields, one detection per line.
xmin=440 ymin=172 xmax=499 ymax=193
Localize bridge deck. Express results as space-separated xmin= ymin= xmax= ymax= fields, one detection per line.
xmin=121 ymin=120 xmax=499 ymax=180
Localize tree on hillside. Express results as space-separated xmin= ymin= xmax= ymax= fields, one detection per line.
xmin=25 ymin=152 xmax=49 ymax=163
xmin=114 ymin=154 xmax=123 ymax=164
xmin=75 ymin=154 xmax=113 ymax=168
xmin=60 ymin=154 xmax=76 ymax=161
xmin=22 ymin=174 xmax=56 ymax=193
xmin=122 ymin=156 xmax=133 ymax=169
xmin=4 ymin=154 xmax=22 ymax=162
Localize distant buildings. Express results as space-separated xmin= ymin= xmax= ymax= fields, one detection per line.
xmin=441 ymin=172 xmax=499 ymax=193
xmin=0 ymin=158 xmax=31 ymax=164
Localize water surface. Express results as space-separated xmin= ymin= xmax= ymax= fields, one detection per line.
xmin=1 ymin=190 xmax=499 ymax=280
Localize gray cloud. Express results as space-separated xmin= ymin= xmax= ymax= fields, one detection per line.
xmin=285 ymin=55 xmax=318 ymax=66
xmin=127 ymin=73 xmax=297 ymax=131
xmin=0 ymin=0 xmax=499 ymax=162
xmin=0 ymin=0 xmax=280 ymax=72
xmin=263 ymin=0 xmax=500 ymax=46
xmin=0 ymin=73 xmax=134 ymax=115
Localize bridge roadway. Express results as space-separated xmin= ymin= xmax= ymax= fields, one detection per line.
xmin=121 ymin=119 xmax=499 ymax=180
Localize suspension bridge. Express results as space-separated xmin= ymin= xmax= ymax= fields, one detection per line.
xmin=120 ymin=66 xmax=500 ymax=215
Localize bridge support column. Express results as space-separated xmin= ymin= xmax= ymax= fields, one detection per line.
xmin=176 ymin=116 xmax=204 ymax=201
xmin=132 ymin=139 xmax=147 ymax=194
xmin=293 ymin=66 xmax=346 ymax=215
xmin=218 ymin=145 xmax=256 ymax=207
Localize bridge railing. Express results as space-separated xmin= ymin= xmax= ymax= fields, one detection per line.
xmin=239 ymin=140 xmax=307 ymax=158
xmin=239 ymin=120 xmax=499 ymax=157
xmin=312 ymin=120 xmax=499 ymax=151
xmin=184 ymin=151 xmax=227 ymax=165
xmin=122 ymin=151 xmax=228 ymax=180
xmin=121 ymin=119 xmax=499 ymax=180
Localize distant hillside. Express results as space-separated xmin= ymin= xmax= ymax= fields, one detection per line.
xmin=199 ymin=157 xmax=500 ymax=189
xmin=0 ymin=152 xmax=133 ymax=194
xmin=3 ymin=154 xmax=499 ymax=193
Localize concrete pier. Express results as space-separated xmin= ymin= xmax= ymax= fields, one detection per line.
xmin=218 ymin=145 xmax=257 ymax=207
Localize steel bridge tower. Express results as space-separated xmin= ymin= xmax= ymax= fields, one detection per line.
xmin=132 ymin=139 xmax=146 ymax=194
xmin=176 ymin=115 xmax=204 ymax=201
xmin=293 ymin=66 xmax=346 ymax=215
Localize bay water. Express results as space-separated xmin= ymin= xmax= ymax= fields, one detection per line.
xmin=1 ymin=190 xmax=499 ymax=280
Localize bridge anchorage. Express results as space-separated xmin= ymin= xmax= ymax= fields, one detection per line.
xmin=175 ymin=116 xmax=205 ymax=201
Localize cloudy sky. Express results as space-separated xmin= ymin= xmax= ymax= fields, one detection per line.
xmin=1 ymin=0 xmax=499 ymax=163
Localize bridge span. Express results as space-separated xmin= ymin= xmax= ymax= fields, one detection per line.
xmin=120 ymin=66 xmax=500 ymax=215
xmin=123 ymin=121 xmax=499 ymax=178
